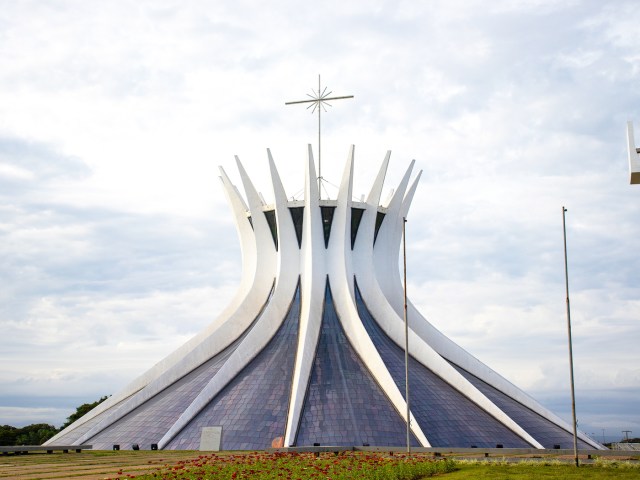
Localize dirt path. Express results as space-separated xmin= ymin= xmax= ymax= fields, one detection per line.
xmin=0 ymin=450 xmax=206 ymax=480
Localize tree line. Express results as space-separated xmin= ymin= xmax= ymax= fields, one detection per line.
xmin=0 ymin=396 xmax=109 ymax=446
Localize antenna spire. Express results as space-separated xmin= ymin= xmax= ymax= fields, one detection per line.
xmin=285 ymin=75 xmax=354 ymax=199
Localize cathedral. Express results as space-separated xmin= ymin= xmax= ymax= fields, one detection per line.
xmin=46 ymin=146 xmax=603 ymax=450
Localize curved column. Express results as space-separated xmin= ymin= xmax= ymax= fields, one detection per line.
xmin=328 ymin=148 xmax=429 ymax=446
xmin=76 ymin=157 xmax=279 ymax=446
xmin=352 ymin=152 xmax=389 ymax=271
xmin=382 ymin=169 xmax=596 ymax=448
xmin=48 ymin=144 xmax=606 ymax=451
xmin=284 ymin=146 xmax=326 ymax=447
xmin=395 ymin=181 xmax=598 ymax=448
xmin=158 ymin=154 xmax=296 ymax=449
xmin=373 ymin=160 xmax=414 ymax=316
xmin=357 ymin=159 xmax=543 ymax=448
xmin=158 ymin=272 xmax=297 ymax=449
xmin=64 ymin=165 xmax=273 ymax=444
xmin=326 ymin=146 xmax=356 ymax=292
xmin=267 ymin=149 xmax=299 ymax=284
xmin=406 ymin=301 xmax=601 ymax=448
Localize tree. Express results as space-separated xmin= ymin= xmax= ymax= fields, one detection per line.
xmin=59 ymin=395 xmax=110 ymax=430
xmin=0 ymin=425 xmax=18 ymax=445
xmin=15 ymin=424 xmax=58 ymax=445
xmin=0 ymin=424 xmax=57 ymax=446
xmin=0 ymin=396 xmax=110 ymax=446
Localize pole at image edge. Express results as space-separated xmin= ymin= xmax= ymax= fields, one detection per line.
xmin=562 ymin=206 xmax=579 ymax=467
xmin=403 ymin=217 xmax=411 ymax=454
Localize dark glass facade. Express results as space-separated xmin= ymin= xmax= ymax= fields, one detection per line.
xmin=53 ymin=395 xmax=133 ymax=445
xmin=68 ymin=275 xmax=591 ymax=451
xmin=84 ymin=283 xmax=275 ymax=450
xmin=296 ymin=281 xmax=415 ymax=446
xmin=350 ymin=208 xmax=365 ymax=249
xmin=87 ymin=340 xmax=241 ymax=450
xmin=263 ymin=210 xmax=278 ymax=250
xmin=320 ymin=206 xmax=336 ymax=248
xmin=373 ymin=211 xmax=385 ymax=244
xmin=450 ymin=363 xmax=593 ymax=449
xmin=165 ymin=284 xmax=301 ymax=450
xmin=288 ymin=207 xmax=304 ymax=247
xmin=355 ymin=280 xmax=533 ymax=448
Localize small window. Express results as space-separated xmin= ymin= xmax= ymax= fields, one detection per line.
xmin=373 ymin=211 xmax=385 ymax=245
xmin=263 ymin=210 xmax=278 ymax=250
xmin=350 ymin=208 xmax=365 ymax=249
xmin=288 ymin=207 xmax=304 ymax=248
xmin=320 ymin=206 xmax=336 ymax=248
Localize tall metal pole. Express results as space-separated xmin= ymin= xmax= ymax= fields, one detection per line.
xmin=562 ymin=206 xmax=579 ymax=467
xmin=403 ymin=217 xmax=411 ymax=454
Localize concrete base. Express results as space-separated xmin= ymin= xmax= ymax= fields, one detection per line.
xmin=0 ymin=445 xmax=91 ymax=455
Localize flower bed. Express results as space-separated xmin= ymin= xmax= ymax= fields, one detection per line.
xmin=113 ymin=451 xmax=455 ymax=480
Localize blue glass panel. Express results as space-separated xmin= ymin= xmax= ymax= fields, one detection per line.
xmin=450 ymin=363 xmax=594 ymax=449
xmin=83 ymin=284 xmax=275 ymax=450
xmin=296 ymin=280 xmax=415 ymax=447
xmin=355 ymin=280 xmax=532 ymax=448
xmin=165 ymin=283 xmax=301 ymax=450
xmin=85 ymin=339 xmax=240 ymax=450
xmin=52 ymin=394 xmax=133 ymax=445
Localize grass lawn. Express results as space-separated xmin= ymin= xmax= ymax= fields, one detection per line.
xmin=446 ymin=461 xmax=640 ymax=479
xmin=124 ymin=453 xmax=640 ymax=480
xmin=1 ymin=450 xmax=638 ymax=479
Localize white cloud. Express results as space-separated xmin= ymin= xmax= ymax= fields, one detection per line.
xmin=0 ymin=406 xmax=69 ymax=428
xmin=0 ymin=0 xmax=638 ymax=438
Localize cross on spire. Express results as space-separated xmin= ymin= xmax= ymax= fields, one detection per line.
xmin=285 ymin=75 xmax=354 ymax=198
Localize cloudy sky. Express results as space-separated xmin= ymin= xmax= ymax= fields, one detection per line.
xmin=0 ymin=0 xmax=638 ymax=443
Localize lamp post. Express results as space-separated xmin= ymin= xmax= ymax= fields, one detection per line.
xmin=562 ymin=207 xmax=579 ymax=467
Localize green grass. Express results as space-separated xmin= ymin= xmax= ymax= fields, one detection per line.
xmin=445 ymin=459 xmax=640 ymax=479
xmin=114 ymin=453 xmax=640 ymax=480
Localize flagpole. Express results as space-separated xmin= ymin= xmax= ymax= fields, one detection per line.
xmin=562 ymin=206 xmax=579 ymax=467
xmin=403 ymin=216 xmax=411 ymax=454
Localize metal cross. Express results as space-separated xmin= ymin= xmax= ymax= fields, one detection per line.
xmin=286 ymin=75 xmax=354 ymax=198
